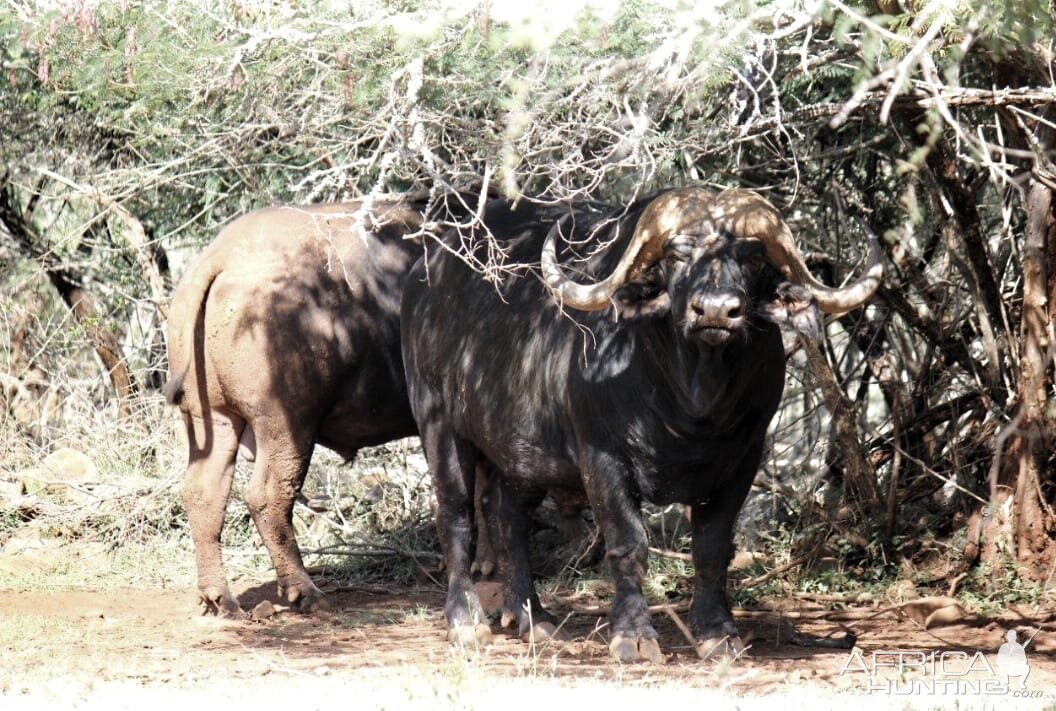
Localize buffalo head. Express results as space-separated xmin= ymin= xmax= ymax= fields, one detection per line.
xmin=541 ymin=187 xmax=883 ymax=347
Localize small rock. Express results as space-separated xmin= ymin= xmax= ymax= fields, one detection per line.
xmin=0 ymin=554 xmax=46 ymax=576
xmin=0 ymin=479 xmax=26 ymax=501
xmin=888 ymin=579 xmax=918 ymax=603
xmin=0 ymin=535 xmax=64 ymax=572
xmin=42 ymin=447 xmax=99 ymax=484
xmin=901 ymin=596 xmax=966 ymax=628
xmin=250 ymin=600 xmax=277 ymax=621
xmin=301 ymin=495 xmax=331 ymax=513
xmin=729 ymin=551 xmax=762 ymax=571
xmin=1 ymin=492 xmax=44 ymax=522
xmin=814 ymin=556 xmax=842 ymax=573
xmin=22 ymin=448 xmax=99 ymax=502
xmin=3 ymin=535 xmax=54 ymax=555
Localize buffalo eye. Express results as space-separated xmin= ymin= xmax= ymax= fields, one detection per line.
xmin=737 ymin=239 xmax=766 ymax=272
xmin=664 ymin=235 xmax=695 ymax=264
xmin=612 ymin=262 xmax=672 ymax=320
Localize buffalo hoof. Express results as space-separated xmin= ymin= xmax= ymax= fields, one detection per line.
xmin=448 ymin=623 xmax=493 ymax=649
xmin=249 ymin=600 xmax=279 ymax=621
xmin=296 ymin=592 xmax=331 ymax=615
xmin=521 ymin=621 xmax=565 ymax=644
xmin=277 ymin=580 xmax=329 ymax=614
xmin=695 ymin=634 xmax=746 ymax=661
xmin=198 ymin=589 xmax=247 ymax=619
xmin=609 ymin=634 xmax=665 ymax=664
xmin=470 ymin=558 xmax=496 ymax=579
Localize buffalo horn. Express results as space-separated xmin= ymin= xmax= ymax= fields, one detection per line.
xmin=540 ymin=189 xmax=708 ymax=311
xmin=541 ymin=187 xmax=882 ymax=316
xmin=707 ymin=189 xmax=883 ymax=316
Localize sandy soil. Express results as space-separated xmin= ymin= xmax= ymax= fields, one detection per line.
xmin=2 ymin=576 xmax=1055 ymax=710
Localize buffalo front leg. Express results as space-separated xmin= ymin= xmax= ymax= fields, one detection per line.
xmin=243 ymin=429 xmax=325 ymax=612
xmin=421 ymin=422 xmax=491 ymax=648
xmin=181 ymin=412 xmax=244 ymax=618
xmin=481 ymin=474 xmax=558 ymax=643
xmin=583 ymin=450 xmax=663 ymax=664
xmin=689 ymin=461 xmax=755 ymax=659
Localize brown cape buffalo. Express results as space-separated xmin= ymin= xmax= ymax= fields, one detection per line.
xmin=166 ymin=194 xmax=473 ymax=616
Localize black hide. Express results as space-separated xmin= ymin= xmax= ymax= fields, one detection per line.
xmin=401 ymin=193 xmax=811 ymax=656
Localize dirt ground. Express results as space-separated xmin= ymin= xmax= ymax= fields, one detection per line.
xmin=2 ymin=574 xmax=1055 ymax=710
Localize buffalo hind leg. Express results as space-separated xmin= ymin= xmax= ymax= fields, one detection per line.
xmin=481 ymin=474 xmax=558 ymax=643
xmin=181 ymin=411 xmax=244 ymax=618
xmin=470 ymin=462 xmax=497 ymax=578
xmin=689 ymin=456 xmax=756 ymax=659
xmin=243 ymin=428 xmax=326 ymax=612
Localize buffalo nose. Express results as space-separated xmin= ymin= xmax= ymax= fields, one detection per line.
xmin=690 ymin=292 xmax=746 ymax=326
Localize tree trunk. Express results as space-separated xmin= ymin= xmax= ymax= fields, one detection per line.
xmin=925 ymin=144 xmax=1010 ymax=407
xmin=981 ymin=178 xmax=1056 ymax=577
xmin=0 ymin=178 xmax=140 ymax=419
xmin=800 ymin=336 xmax=883 ymax=522
xmin=1014 ymin=178 xmax=1055 ymax=564
xmin=47 ymin=270 xmax=140 ymax=419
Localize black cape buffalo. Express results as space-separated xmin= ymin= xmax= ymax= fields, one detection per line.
xmin=401 ymin=187 xmax=881 ymax=662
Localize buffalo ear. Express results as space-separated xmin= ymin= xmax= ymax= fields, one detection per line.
xmin=612 ymin=267 xmax=671 ymax=320
xmin=762 ymin=282 xmax=823 ymax=343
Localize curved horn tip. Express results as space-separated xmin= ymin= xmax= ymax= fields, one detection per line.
xmin=540 ymin=215 xmax=615 ymax=311
xmin=821 ymin=237 xmax=885 ymax=316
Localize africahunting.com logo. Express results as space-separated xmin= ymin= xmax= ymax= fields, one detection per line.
xmin=837 ymin=628 xmax=1045 ymax=698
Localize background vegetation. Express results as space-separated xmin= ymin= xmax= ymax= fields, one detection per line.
xmin=1 ymin=0 xmax=1054 ymax=611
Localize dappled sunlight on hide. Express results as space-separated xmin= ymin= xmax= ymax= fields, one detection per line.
xmin=402 ymin=187 xmax=881 ymax=663
xmin=165 ymin=193 xmax=482 ymax=617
